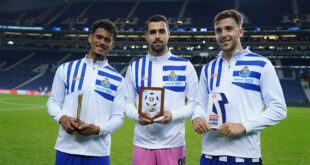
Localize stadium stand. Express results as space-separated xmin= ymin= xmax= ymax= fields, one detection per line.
xmin=0 ymin=0 xmax=309 ymax=104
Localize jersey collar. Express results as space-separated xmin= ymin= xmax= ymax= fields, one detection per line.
xmin=83 ymin=54 xmax=108 ymax=67
xmin=147 ymin=51 xmax=172 ymax=63
xmin=218 ymin=47 xmax=251 ymax=59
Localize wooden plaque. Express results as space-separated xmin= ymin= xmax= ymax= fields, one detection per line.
xmin=138 ymin=87 xmax=165 ymax=121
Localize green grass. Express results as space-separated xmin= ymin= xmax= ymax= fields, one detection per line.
xmin=0 ymin=94 xmax=309 ymax=164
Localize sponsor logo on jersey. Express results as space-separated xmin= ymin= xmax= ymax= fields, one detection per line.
xmin=239 ymin=66 xmax=250 ymax=78
xmin=211 ymin=73 xmax=218 ymax=78
xmin=142 ymin=76 xmax=149 ymax=80
xmin=74 ymin=76 xmax=81 ymax=81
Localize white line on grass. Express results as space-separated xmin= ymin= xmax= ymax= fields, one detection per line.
xmin=0 ymin=106 xmax=46 ymax=111
xmin=0 ymin=100 xmax=46 ymax=111
xmin=0 ymin=100 xmax=44 ymax=107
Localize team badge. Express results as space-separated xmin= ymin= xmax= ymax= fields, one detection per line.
xmin=239 ymin=66 xmax=250 ymax=78
xmin=168 ymin=71 xmax=178 ymax=81
xmin=101 ymin=77 xmax=111 ymax=88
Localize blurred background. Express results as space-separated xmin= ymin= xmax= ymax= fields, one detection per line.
xmin=0 ymin=0 xmax=309 ymax=106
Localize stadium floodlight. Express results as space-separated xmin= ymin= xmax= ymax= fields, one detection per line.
xmin=52 ymin=27 xmax=61 ymax=31
xmin=7 ymin=41 xmax=14 ymax=45
xmin=190 ymin=28 xmax=197 ymax=32
xmin=200 ymin=28 xmax=207 ymax=32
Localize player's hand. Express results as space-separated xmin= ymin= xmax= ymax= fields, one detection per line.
xmin=59 ymin=115 xmax=78 ymax=135
xmin=158 ymin=111 xmax=172 ymax=124
xmin=192 ymin=117 xmax=211 ymax=134
xmin=219 ymin=123 xmax=246 ymax=137
xmin=138 ymin=114 xmax=153 ymax=125
xmin=78 ymin=124 xmax=100 ymax=136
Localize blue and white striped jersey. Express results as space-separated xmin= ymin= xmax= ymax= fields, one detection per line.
xmin=125 ymin=51 xmax=199 ymax=149
xmin=193 ymin=48 xmax=287 ymax=158
xmin=47 ymin=56 xmax=125 ymax=156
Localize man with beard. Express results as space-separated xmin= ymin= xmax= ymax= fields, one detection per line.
xmin=125 ymin=15 xmax=198 ymax=165
xmin=47 ymin=19 xmax=124 ymax=165
xmin=192 ymin=10 xmax=287 ymax=165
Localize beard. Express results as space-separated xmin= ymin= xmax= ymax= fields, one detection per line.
xmin=150 ymin=42 xmax=166 ymax=54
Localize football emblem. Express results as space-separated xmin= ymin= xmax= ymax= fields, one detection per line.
xmin=143 ymin=92 xmax=160 ymax=113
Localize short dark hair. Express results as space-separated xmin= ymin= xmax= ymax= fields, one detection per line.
xmin=214 ymin=10 xmax=244 ymax=28
xmin=145 ymin=15 xmax=169 ymax=32
xmin=90 ymin=19 xmax=117 ymax=40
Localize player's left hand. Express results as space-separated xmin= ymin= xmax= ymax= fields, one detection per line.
xmin=78 ymin=124 xmax=100 ymax=136
xmin=219 ymin=123 xmax=246 ymax=137
xmin=158 ymin=111 xmax=172 ymax=124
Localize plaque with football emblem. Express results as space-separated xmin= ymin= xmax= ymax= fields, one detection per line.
xmin=138 ymin=87 xmax=165 ymax=121
xmin=207 ymin=92 xmax=228 ymax=129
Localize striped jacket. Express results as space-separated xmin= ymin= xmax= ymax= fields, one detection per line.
xmin=47 ymin=56 xmax=124 ymax=156
xmin=125 ymin=51 xmax=199 ymax=149
xmin=193 ymin=48 xmax=287 ymax=158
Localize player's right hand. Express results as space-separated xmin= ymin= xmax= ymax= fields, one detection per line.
xmin=192 ymin=117 xmax=211 ymax=134
xmin=138 ymin=114 xmax=153 ymax=125
xmin=59 ymin=115 xmax=78 ymax=134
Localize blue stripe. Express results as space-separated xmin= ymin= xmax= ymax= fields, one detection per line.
xmin=210 ymin=60 xmax=216 ymax=90
xmin=204 ymin=63 xmax=210 ymax=94
xmin=71 ymin=60 xmax=81 ymax=93
xmin=104 ymin=65 xmax=119 ymax=73
xmin=232 ymin=82 xmax=261 ymax=92
xmin=163 ymin=65 xmax=186 ymax=71
xmin=141 ymin=56 xmax=146 ymax=87
xmin=236 ymin=60 xmax=266 ymax=67
xmin=148 ymin=60 xmax=152 ymax=87
xmin=98 ymin=70 xmax=122 ymax=82
xmin=164 ymin=86 xmax=185 ymax=92
xmin=95 ymin=80 xmax=117 ymax=91
xmin=95 ymin=90 xmax=114 ymax=101
xmin=163 ymin=75 xmax=186 ymax=81
xmin=78 ymin=63 xmax=87 ymax=90
xmin=216 ymin=58 xmax=223 ymax=87
xmin=233 ymin=71 xmax=261 ymax=79
xmin=66 ymin=61 xmax=74 ymax=94
xmin=135 ymin=60 xmax=139 ymax=94
xmin=168 ymin=56 xmax=187 ymax=61
xmin=245 ymin=53 xmax=261 ymax=57
xmin=219 ymin=93 xmax=228 ymax=123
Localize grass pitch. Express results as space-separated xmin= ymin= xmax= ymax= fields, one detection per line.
xmin=0 ymin=94 xmax=309 ymax=165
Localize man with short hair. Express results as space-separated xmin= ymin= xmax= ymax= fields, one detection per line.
xmin=125 ymin=14 xmax=198 ymax=165
xmin=47 ymin=19 xmax=124 ymax=165
xmin=192 ymin=10 xmax=287 ymax=165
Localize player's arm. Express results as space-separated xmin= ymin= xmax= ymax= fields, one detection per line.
xmin=192 ymin=64 xmax=211 ymax=134
xmin=167 ymin=62 xmax=199 ymax=122
xmin=124 ymin=64 xmax=152 ymax=125
xmin=47 ymin=65 xmax=78 ymax=134
xmin=241 ymin=60 xmax=287 ymax=133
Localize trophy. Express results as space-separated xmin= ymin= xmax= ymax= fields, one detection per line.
xmin=76 ymin=94 xmax=83 ymax=126
xmin=138 ymin=87 xmax=165 ymax=121
xmin=207 ymin=92 xmax=228 ymax=129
